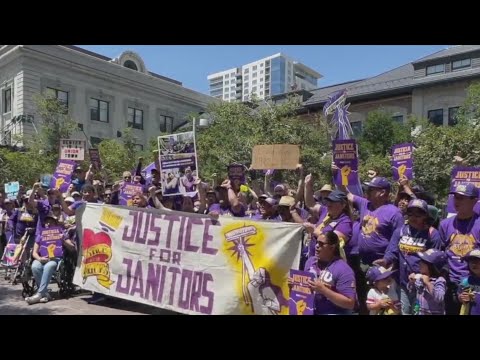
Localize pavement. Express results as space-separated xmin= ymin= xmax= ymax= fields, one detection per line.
xmin=0 ymin=276 xmax=179 ymax=315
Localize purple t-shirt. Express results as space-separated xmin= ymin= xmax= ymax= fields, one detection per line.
xmin=439 ymin=214 xmax=480 ymax=284
xmin=384 ymin=224 xmax=442 ymax=288
xmin=308 ymin=211 xmax=353 ymax=257
xmin=304 ymin=256 xmax=356 ymax=315
xmin=354 ymin=195 xmax=404 ymax=265
xmin=409 ymin=276 xmax=446 ymax=315
xmin=458 ymin=275 xmax=480 ymax=315
xmin=35 ymin=199 xmax=53 ymax=235
xmin=345 ymin=221 xmax=360 ymax=257
xmin=208 ymin=203 xmax=246 ymax=218
xmin=35 ymin=227 xmax=65 ymax=259
xmin=474 ymin=201 xmax=480 ymax=216
xmin=9 ymin=209 xmax=37 ymax=239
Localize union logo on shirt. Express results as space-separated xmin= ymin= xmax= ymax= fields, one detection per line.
xmin=362 ymin=215 xmax=379 ymax=236
xmin=448 ymin=233 xmax=476 ymax=257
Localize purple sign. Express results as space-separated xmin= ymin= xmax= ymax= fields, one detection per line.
xmin=447 ymin=167 xmax=480 ymax=214
xmin=289 ymin=269 xmax=315 ymax=315
xmin=391 ymin=143 xmax=413 ymax=181
xmin=333 ymin=140 xmax=359 ymax=187
xmin=119 ymin=182 xmax=144 ymax=206
xmin=50 ymin=159 xmax=76 ymax=193
xmin=228 ymin=164 xmax=246 ymax=187
xmin=89 ymin=149 xmax=101 ymax=170
xmin=158 ymin=131 xmax=198 ymax=197
xmin=38 ymin=226 xmax=64 ymax=258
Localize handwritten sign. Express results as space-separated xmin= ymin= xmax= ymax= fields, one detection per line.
xmin=251 ymin=145 xmax=300 ymax=170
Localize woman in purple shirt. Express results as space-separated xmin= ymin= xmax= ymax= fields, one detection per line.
xmin=305 ymin=231 xmax=357 ymax=315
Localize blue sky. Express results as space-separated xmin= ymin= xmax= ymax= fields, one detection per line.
xmin=78 ymin=45 xmax=449 ymax=94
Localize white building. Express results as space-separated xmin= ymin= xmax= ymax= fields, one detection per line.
xmin=207 ymin=53 xmax=322 ymax=102
xmin=0 ymin=45 xmax=214 ymax=149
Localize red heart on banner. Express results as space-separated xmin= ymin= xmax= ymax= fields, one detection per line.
xmin=83 ymin=229 xmax=112 ymax=264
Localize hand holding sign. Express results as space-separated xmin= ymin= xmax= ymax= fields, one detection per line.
xmin=55 ymin=177 xmax=65 ymax=189
xmin=296 ymin=299 xmax=307 ymax=315
xmin=341 ymin=165 xmax=351 ymax=186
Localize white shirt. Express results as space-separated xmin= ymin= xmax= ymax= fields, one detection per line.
xmin=366 ymin=284 xmax=400 ymax=315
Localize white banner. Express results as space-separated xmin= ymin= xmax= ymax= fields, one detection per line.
xmin=73 ymin=204 xmax=303 ymax=315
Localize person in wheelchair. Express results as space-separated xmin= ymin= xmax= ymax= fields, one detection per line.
xmin=25 ymin=213 xmax=75 ymax=305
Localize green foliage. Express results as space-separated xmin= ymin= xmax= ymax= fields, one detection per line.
xmin=196 ymin=97 xmax=331 ymax=188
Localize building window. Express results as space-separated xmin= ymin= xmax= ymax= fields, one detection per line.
xmin=244 ymin=89 xmax=248 ymax=94
xmin=351 ymin=121 xmax=362 ymax=137
xmin=124 ymin=60 xmax=138 ymax=71
xmin=448 ymin=107 xmax=459 ymax=126
xmin=253 ymin=72 xmax=257 ymax=78
xmin=3 ymin=87 xmax=11 ymax=113
xmin=230 ymin=92 xmax=235 ymax=97
xmin=260 ymin=63 xmax=264 ymax=68
xmin=428 ymin=109 xmax=444 ymax=126
xmin=90 ymin=137 xmax=104 ymax=147
xmin=90 ymin=98 xmax=109 ymax=122
xmin=253 ymin=80 xmax=257 ymax=85
xmin=260 ymin=91 xmax=264 ymax=95
xmin=260 ymin=84 xmax=264 ymax=89
xmin=253 ymin=65 xmax=257 ymax=71
xmin=252 ymin=86 xmax=257 ymax=92
xmin=231 ymin=79 xmax=235 ymax=84
xmin=392 ymin=115 xmax=404 ymax=124
xmin=452 ymin=59 xmax=471 ymax=71
xmin=426 ymin=64 xmax=445 ymax=76
xmin=225 ymin=74 xmax=229 ymax=79
xmin=160 ymin=115 xmax=174 ymax=133
xmin=231 ymin=72 xmax=235 ymax=77
xmin=244 ymin=68 xmax=249 ymax=74
xmin=128 ymin=107 xmax=144 ymax=130
xmin=244 ymin=82 xmax=249 ymax=88
xmin=260 ymin=70 xmax=264 ymax=75
xmin=244 ymin=75 xmax=249 ymax=81
xmin=46 ymin=87 xmax=69 ymax=108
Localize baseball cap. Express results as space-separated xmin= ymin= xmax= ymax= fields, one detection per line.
xmin=3 ymin=198 xmax=11 ymax=204
xmin=71 ymin=191 xmax=81 ymax=197
xmin=366 ymin=266 xmax=396 ymax=284
xmin=325 ymin=190 xmax=347 ymax=203
xmin=260 ymin=197 xmax=278 ymax=206
xmin=406 ymin=199 xmax=429 ymax=215
xmin=278 ymin=196 xmax=295 ymax=207
xmin=427 ymin=205 xmax=440 ymax=223
xmin=463 ymin=249 xmax=480 ymax=261
xmin=364 ymin=177 xmax=391 ymax=191
xmin=449 ymin=183 xmax=479 ymax=198
xmin=274 ymin=184 xmax=287 ymax=194
xmin=64 ymin=196 xmax=75 ymax=203
xmin=415 ymin=249 xmax=447 ymax=271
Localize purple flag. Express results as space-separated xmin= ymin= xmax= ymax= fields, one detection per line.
xmin=119 ymin=182 xmax=144 ymax=206
xmin=264 ymin=169 xmax=275 ymax=176
xmin=323 ymin=89 xmax=347 ymax=117
xmin=447 ymin=167 xmax=480 ymax=214
xmin=391 ymin=143 xmax=413 ymax=181
xmin=38 ymin=226 xmax=64 ymax=258
xmin=50 ymin=159 xmax=76 ymax=193
xmin=289 ymin=269 xmax=315 ymax=315
xmin=333 ymin=139 xmax=359 ymax=188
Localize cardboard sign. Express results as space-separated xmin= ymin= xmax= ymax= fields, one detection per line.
xmin=60 ymin=139 xmax=85 ymax=161
xmin=251 ymin=145 xmax=300 ymax=170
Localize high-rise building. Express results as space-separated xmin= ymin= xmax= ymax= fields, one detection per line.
xmin=207 ymin=53 xmax=322 ymax=102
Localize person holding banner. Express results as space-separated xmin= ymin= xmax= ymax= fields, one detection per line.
xmin=304 ymin=231 xmax=357 ymax=315
xmin=439 ymin=183 xmax=480 ymax=315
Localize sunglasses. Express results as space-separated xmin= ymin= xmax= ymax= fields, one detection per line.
xmin=316 ymin=241 xmax=330 ymax=248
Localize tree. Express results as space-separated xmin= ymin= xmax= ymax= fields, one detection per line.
xmin=196 ymin=97 xmax=332 ymax=188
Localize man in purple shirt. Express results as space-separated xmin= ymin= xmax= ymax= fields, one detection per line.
xmin=346 ymin=176 xmax=403 ymax=314
xmin=208 ymin=181 xmax=246 ymax=218
xmin=439 ymin=182 xmax=480 ymax=315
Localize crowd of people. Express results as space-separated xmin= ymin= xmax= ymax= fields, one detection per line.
xmin=0 ymin=155 xmax=479 ymax=316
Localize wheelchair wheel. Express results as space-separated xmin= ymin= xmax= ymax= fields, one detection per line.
xmin=57 ymin=260 xmax=75 ymax=298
